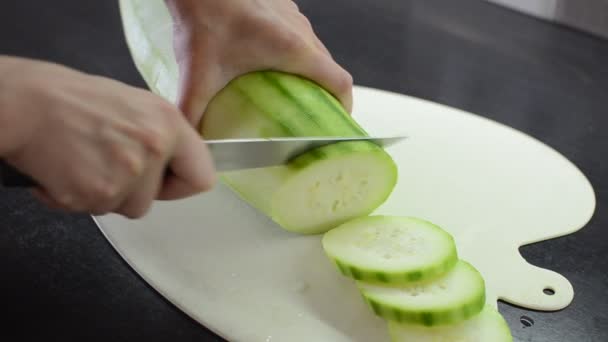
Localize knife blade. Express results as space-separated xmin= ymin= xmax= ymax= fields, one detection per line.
xmin=207 ymin=135 xmax=406 ymax=172
xmin=0 ymin=135 xmax=406 ymax=187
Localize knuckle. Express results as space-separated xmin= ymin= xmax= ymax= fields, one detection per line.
xmin=64 ymin=182 xmax=119 ymax=215
xmin=61 ymin=177 xmax=120 ymax=214
xmin=339 ymin=71 xmax=354 ymax=90
xmin=113 ymin=145 xmax=145 ymax=176
xmin=194 ymin=173 xmax=217 ymax=193
xmin=140 ymin=124 xmax=173 ymax=158
xmin=55 ymin=192 xmax=80 ymax=210
xmin=119 ymin=201 xmax=152 ymax=219
xmin=89 ymin=206 xmax=114 ymax=216
xmin=155 ymin=98 xmax=181 ymax=120
xmin=86 ymin=179 xmax=121 ymax=206
xmin=249 ymin=14 xmax=306 ymax=52
xmin=278 ymin=29 xmax=307 ymax=53
xmin=121 ymin=209 xmax=143 ymax=219
xmin=140 ymin=101 xmax=181 ymax=156
xmin=124 ymin=153 xmax=145 ymax=177
xmin=298 ymin=15 xmax=312 ymax=29
xmin=229 ymin=10 xmax=310 ymax=56
xmin=333 ymin=70 xmax=354 ymax=96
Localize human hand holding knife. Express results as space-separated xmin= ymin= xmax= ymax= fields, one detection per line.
xmin=1 ymin=135 xmax=406 ymax=188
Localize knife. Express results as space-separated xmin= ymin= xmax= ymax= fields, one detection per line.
xmin=0 ymin=135 xmax=406 ymax=188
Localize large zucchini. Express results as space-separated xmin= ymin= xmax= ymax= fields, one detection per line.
xmin=201 ymin=71 xmax=398 ymax=234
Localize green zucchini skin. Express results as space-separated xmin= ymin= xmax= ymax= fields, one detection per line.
xmin=387 ymin=305 xmax=513 ymax=342
xmin=200 ymin=71 xmax=368 ymax=139
xmin=333 ymin=253 xmax=457 ymax=284
xmin=357 ymin=261 xmax=486 ymax=327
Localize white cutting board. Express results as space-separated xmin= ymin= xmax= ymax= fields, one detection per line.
xmin=94 ymin=1 xmax=597 ymax=341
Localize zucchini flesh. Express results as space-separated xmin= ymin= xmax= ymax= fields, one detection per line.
xmin=388 ymin=305 xmax=513 ymax=342
xmin=358 ymin=260 xmax=486 ymax=327
xmin=202 ymin=71 xmax=398 ymax=234
xmin=321 ymin=216 xmax=458 ymax=284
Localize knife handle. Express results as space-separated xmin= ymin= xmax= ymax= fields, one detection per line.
xmin=0 ymin=159 xmax=37 ymax=188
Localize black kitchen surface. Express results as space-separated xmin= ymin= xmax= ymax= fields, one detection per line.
xmin=1 ymin=0 xmax=606 ymax=341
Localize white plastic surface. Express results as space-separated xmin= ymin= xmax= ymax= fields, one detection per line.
xmin=483 ymin=0 xmax=557 ymax=20
xmin=94 ymin=1 xmax=597 ymax=341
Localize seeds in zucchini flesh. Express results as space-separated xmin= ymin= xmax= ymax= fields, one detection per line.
xmin=322 ymin=216 xmax=458 ymax=283
xmin=358 ymin=260 xmax=486 ymax=327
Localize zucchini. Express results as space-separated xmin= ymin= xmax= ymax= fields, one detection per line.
xmin=358 ymin=260 xmax=486 ymax=327
xmin=388 ymin=305 xmax=513 ymax=342
xmin=321 ymin=215 xmax=458 ymax=284
xmin=201 ymin=71 xmax=398 ymax=234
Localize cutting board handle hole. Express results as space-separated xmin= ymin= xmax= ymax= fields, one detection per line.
xmin=543 ymin=287 xmax=556 ymax=296
xmin=520 ymin=315 xmax=535 ymax=328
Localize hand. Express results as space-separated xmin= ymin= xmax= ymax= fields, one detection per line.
xmin=165 ymin=0 xmax=354 ymax=126
xmin=0 ymin=57 xmax=216 ymax=218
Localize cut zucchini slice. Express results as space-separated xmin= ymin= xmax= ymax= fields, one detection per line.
xmin=388 ymin=305 xmax=513 ymax=342
xmin=358 ymin=260 xmax=486 ymax=326
xmin=322 ymin=216 xmax=458 ymax=283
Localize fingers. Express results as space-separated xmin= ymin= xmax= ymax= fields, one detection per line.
xmin=113 ymin=156 xmax=165 ymax=218
xmin=314 ymin=56 xmax=354 ymax=114
xmin=26 ymin=114 xmax=215 ymax=219
xmin=30 ymin=187 xmax=72 ymax=212
xmin=279 ymin=7 xmax=354 ymax=113
xmin=157 ymin=118 xmax=216 ymax=200
xmin=271 ymin=16 xmax=353 ymax=113
xmin=107 ymin=115 xmax=216 ymax=216
xmin=284 ymin=49 xmax=354 ymax=114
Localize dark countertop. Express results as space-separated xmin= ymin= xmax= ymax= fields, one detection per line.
xmin=1 ymin=0 xmax=606 ymax=341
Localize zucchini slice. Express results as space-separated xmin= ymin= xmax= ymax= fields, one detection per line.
xmin=388 ymin=305 xmax=513 ymax=342
xmin=322 ymin=215 xmax=458 ymax=283
xmin=358 ymin=260 xmax=486 ymax=327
